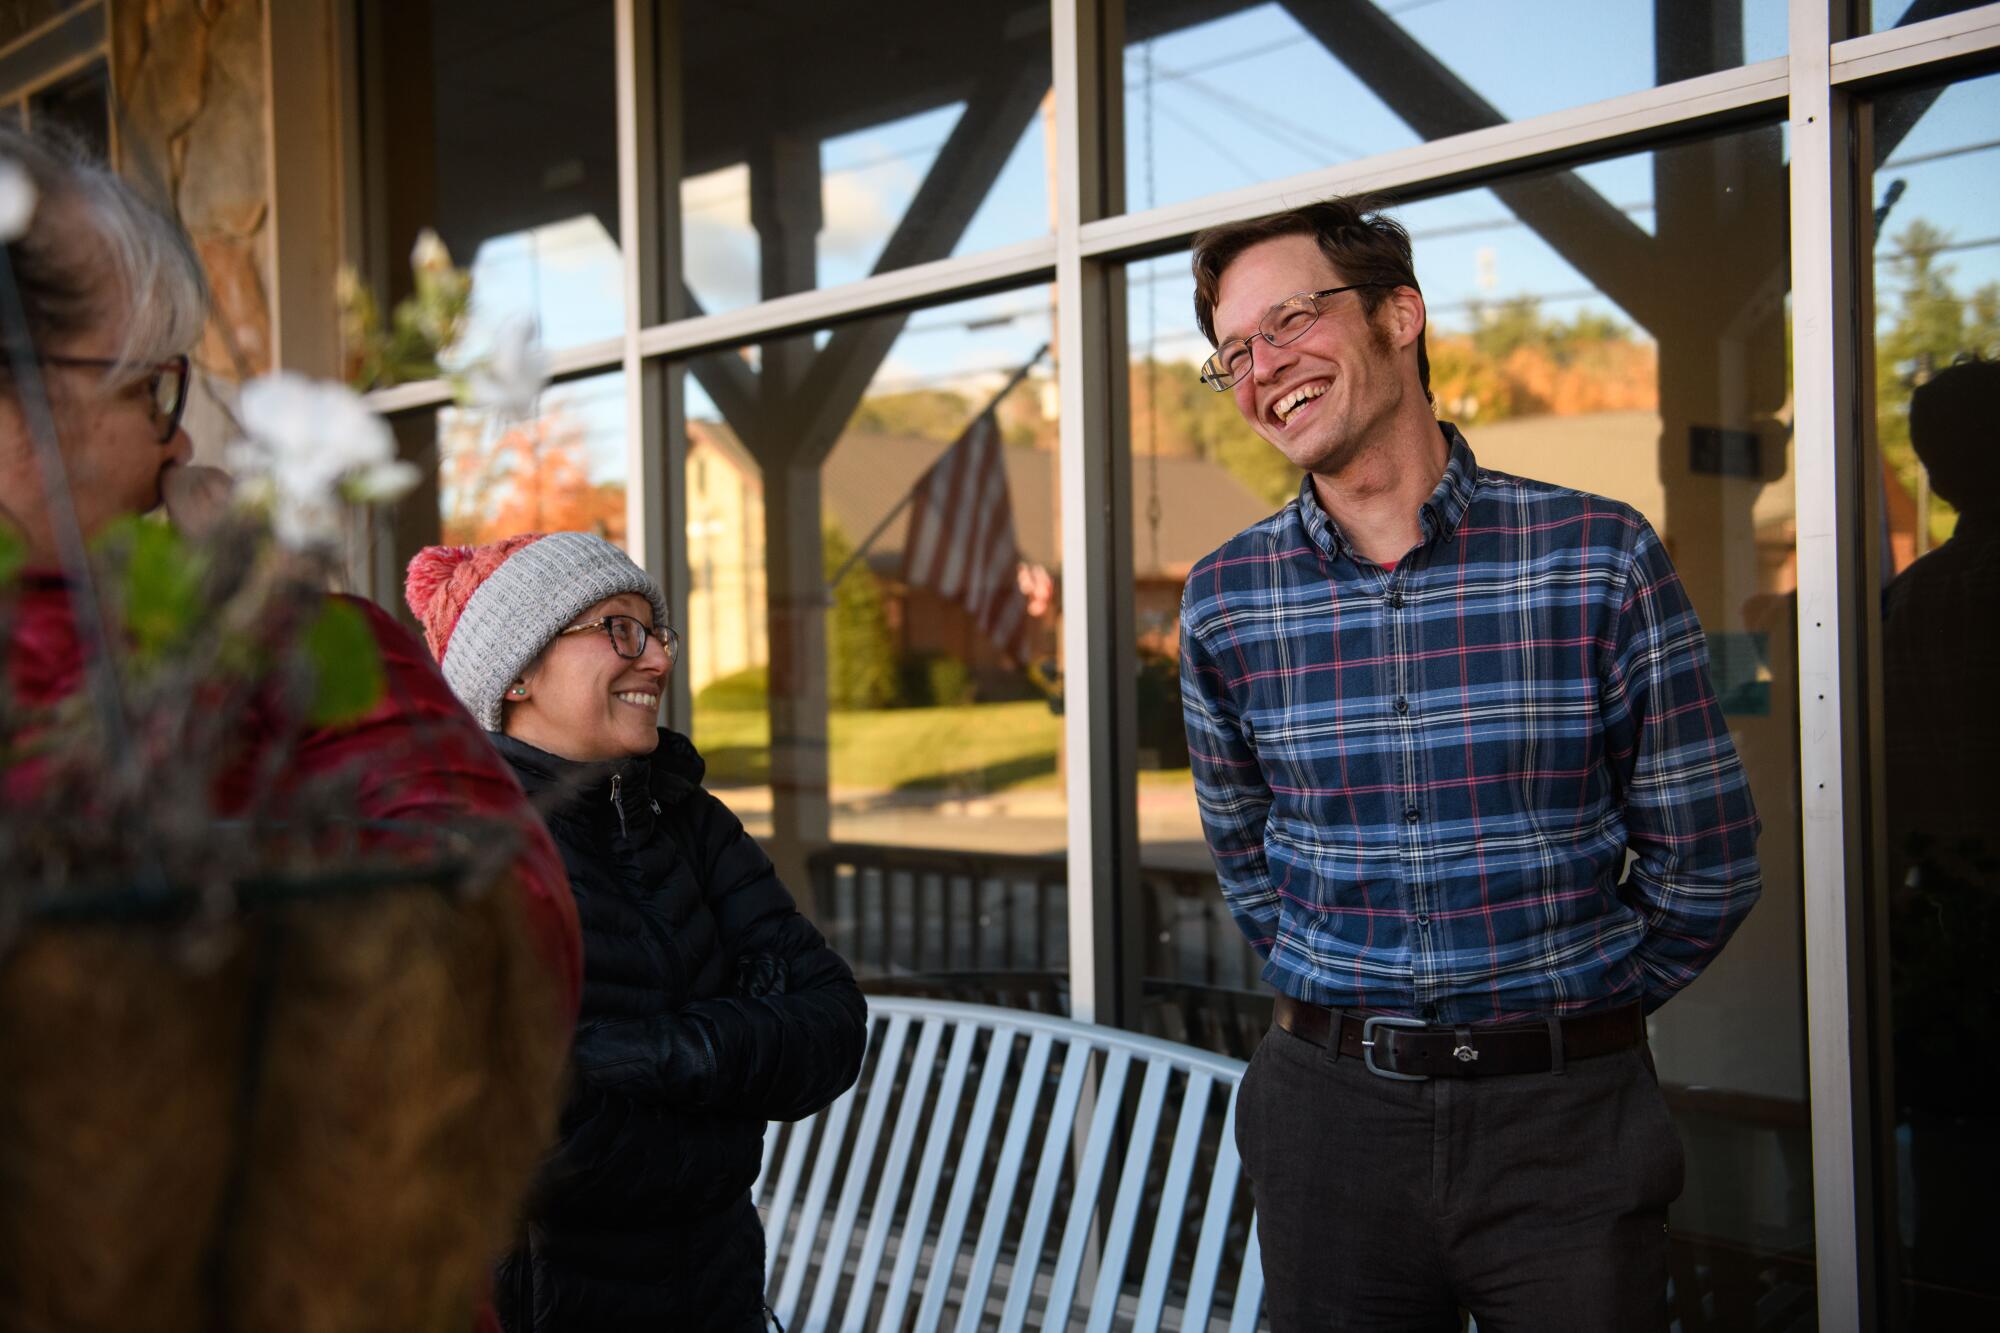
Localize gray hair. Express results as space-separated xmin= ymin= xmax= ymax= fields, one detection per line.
xmin=0 ymin=122 xmax=208 ymax=389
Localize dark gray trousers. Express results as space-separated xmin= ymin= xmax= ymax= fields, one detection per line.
xmin=1236 ymin=1022 xmax=1684 ymax=1332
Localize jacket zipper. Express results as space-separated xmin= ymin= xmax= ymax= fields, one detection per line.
xmin=609 ymin=772 xmax=627 ymax=837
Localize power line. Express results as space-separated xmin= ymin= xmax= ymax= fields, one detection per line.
xmin=1154 ymin=100 xmax=1266 ymax=188
xmin=1879 ymin=234 xmax=2000 ymax=260
xmin=1127 ymin=0 xmax=1453 ymax=85
xmin=1168 ymin=68 xmax=1368 ymax=163
xmin=1880 ymin=137 xmax=2000 ymax=170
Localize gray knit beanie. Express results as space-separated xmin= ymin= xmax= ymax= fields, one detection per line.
xmin=404 ymin=531 xmax=671 ymax=730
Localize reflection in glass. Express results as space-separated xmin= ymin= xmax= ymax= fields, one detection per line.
xmin=27 ymin=58 xmax=110 ymax=160
xmin=438 ymin=371 xmax=628 ymax=547
xmin=1132 ymin=122 xmax=1814 ymax=1324
xmin=676 ymin=290 xmax=1067 ymax=1007
xmin=1121 ymin=0 xmax=1785 ymax=213
xmin=1867 ymin=0 xmax=1993 ymax=35
xmin=358 ymin=0 xmax=623 ymax=356
xmin=672 ymin=0 xmax=1050 ymax=315
xmin=1868 ymin=72 xmax=2000 ymax=1330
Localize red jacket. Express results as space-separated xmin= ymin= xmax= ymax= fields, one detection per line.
xmin=4 ymin=572 xmax=583 ymax=1008
xmin=3 ymin=572 xmax=582 ymax=1009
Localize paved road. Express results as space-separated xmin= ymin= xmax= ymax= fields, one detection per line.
xmin=714 ymin=783 xmax=1218 ymax=873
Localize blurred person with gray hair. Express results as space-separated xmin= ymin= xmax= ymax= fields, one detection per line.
xmin=0 ymin=123 xmax=584 ymax=1332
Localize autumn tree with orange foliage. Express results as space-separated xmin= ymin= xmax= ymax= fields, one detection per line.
xmin=442 ymin=410 xmax=625 ymax=547
xmin=1430 ymin=298 xmax=1657 ymax=424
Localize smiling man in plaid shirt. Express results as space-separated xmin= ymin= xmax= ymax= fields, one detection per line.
xmin=1178 ymin=197 xmax=1762 ymax=1332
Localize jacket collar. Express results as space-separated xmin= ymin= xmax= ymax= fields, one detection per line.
xmin=489 ymin=728 xmax=708 ymax=827
xmin=1296 ymin=421 xmax=1477 ymax=560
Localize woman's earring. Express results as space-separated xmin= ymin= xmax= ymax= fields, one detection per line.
xmin=509 ymin=684 xmax=528 ymax=698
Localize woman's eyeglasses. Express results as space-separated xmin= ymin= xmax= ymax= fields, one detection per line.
xmin=557 ymin=614 xmax=680 ymax=666
xmin=37 ymin=353 xmax=192 ymax=443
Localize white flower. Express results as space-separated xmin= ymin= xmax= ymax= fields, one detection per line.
xmin=228 ymin=373 xmax=399 ymax=549
xmin=463 ymin=313 xmax=549 ymax=422
xmin=342 ymin=459 xmax=421 ymax=503
xmin=410 ymin=227 xmax=451 ymax=275
xmin=0 ymin=158 xmax=39 ymax=243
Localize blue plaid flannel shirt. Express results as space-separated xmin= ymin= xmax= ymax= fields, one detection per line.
xmin=1179 ymin=426 xmax=1762 ymax=1022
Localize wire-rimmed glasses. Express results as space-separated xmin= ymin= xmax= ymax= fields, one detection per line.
xmin=1198 ymin=284 xmax=1387 ymax=391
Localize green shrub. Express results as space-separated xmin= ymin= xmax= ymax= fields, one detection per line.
xmin=695 ymin=665 xmax=769 ymax=712
xmin=824 ymin=525 xmax=899 ymax=710
xmin=897 ymin=652 xmax=975 ymax=708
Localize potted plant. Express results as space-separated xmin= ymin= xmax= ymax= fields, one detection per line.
xmin=0 ymin=169 xmax=567 ymax=1331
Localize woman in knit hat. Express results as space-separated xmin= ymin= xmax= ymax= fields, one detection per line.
xmin=406 ymin=531 xmax=867 ymax=1333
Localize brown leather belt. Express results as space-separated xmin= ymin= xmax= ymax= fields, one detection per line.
xmin=1273 ymin=995 xmax=1645 ymax=1080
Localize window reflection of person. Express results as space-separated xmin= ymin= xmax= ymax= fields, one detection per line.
xmin=1880 ymin=356 xmax=1999 ymax=1313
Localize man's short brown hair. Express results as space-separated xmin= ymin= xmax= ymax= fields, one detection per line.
xmin=1191 ymin=194 xmax=1430 ymax=402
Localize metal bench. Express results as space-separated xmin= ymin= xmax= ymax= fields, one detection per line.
xmin=755 ymin=996 xmax=1267 ymax=1332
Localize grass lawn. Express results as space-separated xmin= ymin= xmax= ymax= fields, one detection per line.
xmin=692 ymin=699 xmax=1063 ymax=792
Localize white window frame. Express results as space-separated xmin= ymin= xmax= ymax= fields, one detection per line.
xmin=354 ymin=5 xmax=2000 ymax=1322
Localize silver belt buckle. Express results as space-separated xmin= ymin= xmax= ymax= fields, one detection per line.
xmin=1361 ymin=1015 xmax=1430 ymax=1082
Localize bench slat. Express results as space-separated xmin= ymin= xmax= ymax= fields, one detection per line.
xmin=837 ymin=1015 xmax=946 ymax=1333
xmin=805 ymin=1012 xmax=913 ymax=1329
xmin=1182 ymin=1085 xmax=1245 ymax=1330
xmin=872 ymin=1020 xmax=980 ymax=1333
xmin=995 ymin=1041 xmax=1095 ymax=1332
xmin=1230 ymin=1225 xmax=1265 ymax=1333
xmin=773 ymin=1040 xmax=865 ymax=1325
xmin=912 ymin=1027 xmax=1025 ymax=1332
xmin=761 ymin=1110 xmax=823 ymax=1305
xmin=1084 ymin=1058 xmax=1173 ymax=1333
xmin=1133 ymin=1070 xmax=1215 ymax=1330
xmin=1040 ymin=1048 xmax=1135 ymax=1327
xmin=951 ymin=1028 xmax=1059 ymax=1333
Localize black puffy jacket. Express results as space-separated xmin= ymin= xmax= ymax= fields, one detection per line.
xmin=491 ymin=729 xmax=867 ymax=1332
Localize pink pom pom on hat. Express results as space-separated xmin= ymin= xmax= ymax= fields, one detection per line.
xmin=403 ymin=531 xmax=669 ymax=731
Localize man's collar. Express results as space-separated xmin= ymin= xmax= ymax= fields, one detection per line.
xmin=1296 ymin=421 xmax=1477 ymax=558
xmin=1424 ymin=423 xmax=1477 ymax=543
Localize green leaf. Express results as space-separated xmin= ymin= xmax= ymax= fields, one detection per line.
xmin=0 ymin=523 xmax=24 ymax=588
xmin=303 ymin=597 xmax=386 ymax=726
xmin=116 ymin=519 xmax=203 ymax=664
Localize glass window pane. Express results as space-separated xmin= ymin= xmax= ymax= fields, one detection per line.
xmin=1866 ymin=70 xmax=2000 ymax=1330
xmin=1133 ymin=122 xmax=1812 ymax=1319
xmin=27 ymin=58 xmax=110 ymax=160
xmin=677 ymin=289 xmax=1066 ymax=1009
xmin=672 ymin=1 xmax=1051 ymax=316
xmin=438 ymin=370 xmax=629 ymax=548
xmin=359 ymin=0 xmax=623 ymax=358
xmin=1121 ymin=1 xmax=1785 ymax=214
xmin=385 ymin=371 xmax=629 ymax=647
xmin=1865 ymin=0 xmax=1992 ymax=35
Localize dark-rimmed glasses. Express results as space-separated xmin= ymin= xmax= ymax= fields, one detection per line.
xmin=557 ymin=613 xmax=679 ymax=666
xmin=37 ymin=352 xmax=192 ymax=443
xmin=1199 ymin=284 xmax=1387 ymax=391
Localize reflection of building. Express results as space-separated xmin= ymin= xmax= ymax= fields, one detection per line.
xmin=685 ymin=422 xmax=767 ymax=693
xmin=9 ymin=0 xmax=1998 ymax=1325
xmin=683 ymin=418 xmax=1270 ymax=691
xmin=1470 ymin=408 xmax=1798 ymax=588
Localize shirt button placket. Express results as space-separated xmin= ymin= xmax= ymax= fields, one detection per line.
xmin=1387 ymin=576 xmax=1430 ymax=1011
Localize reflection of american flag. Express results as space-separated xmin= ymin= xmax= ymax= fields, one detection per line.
xmin=902 ymin=409 xmax=1034 ymax=661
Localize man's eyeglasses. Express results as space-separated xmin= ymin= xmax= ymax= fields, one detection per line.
xmin=557 ymin=613 xmax=679 ymax=666
xmin=1198 ymin=284 xmax=1388 ymax=391
xmin=38 ymin=352 xmax=192 ymax=443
